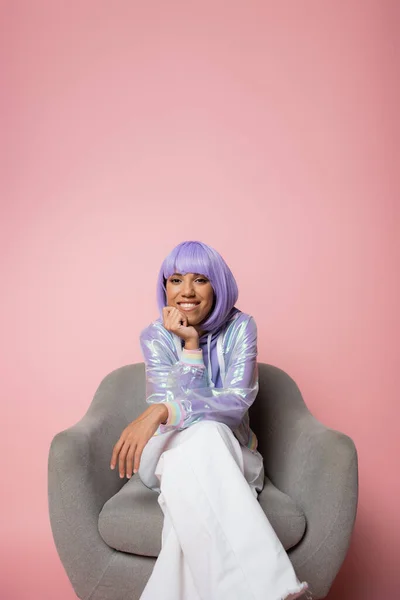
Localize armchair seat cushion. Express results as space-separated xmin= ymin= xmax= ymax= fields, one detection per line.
xmin=98 ymin=474 xmax=306 ymax=557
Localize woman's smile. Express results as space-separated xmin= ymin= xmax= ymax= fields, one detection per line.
xmin=178 ymin=303 xmax=200 ymax=312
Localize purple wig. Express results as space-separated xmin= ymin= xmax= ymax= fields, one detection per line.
xmin=156 ymin=241 xmax=239 ymax=335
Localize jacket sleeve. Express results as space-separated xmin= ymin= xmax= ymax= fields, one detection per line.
xmin=139 ymin=316 xmax=259 ymax=432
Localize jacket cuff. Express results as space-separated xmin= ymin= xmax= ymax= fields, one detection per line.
xmin=159 ymin=401 xmax=186 ymax=430
xmin=246 ymin=430 xmax=258 ymax=452
xmin=181 ymin=348 xmax=205 ymax=367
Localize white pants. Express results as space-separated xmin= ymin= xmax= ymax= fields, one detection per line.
xmin=138 ymin=420 xmax=308 ymax=600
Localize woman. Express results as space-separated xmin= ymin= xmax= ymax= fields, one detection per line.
xmin=110 ymin=240 xmax=309 ymax=600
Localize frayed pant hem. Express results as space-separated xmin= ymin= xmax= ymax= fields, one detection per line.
xmin=281 ymin=581 xmax=310 ymax=600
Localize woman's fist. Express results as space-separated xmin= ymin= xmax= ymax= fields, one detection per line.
xmin=162 ymin=306 xmax=199 ymax=344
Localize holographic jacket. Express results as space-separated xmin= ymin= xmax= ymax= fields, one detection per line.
xmin=139 ymin=310 xmax=259 ymax=452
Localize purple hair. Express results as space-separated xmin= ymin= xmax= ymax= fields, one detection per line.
xmin=156 ymin=241 xmax=239 ymax=335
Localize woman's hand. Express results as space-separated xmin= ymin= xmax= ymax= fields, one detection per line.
xmin=110 ymin=403 xmax=168 ymax=478
xmin=162 ymin=306 xmax=199 ymax=345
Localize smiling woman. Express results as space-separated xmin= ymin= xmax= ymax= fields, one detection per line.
xmin=156 ymin=240 xmax=239 ymax=337
xmin=110 ymin=240 xmax=309 ymax=600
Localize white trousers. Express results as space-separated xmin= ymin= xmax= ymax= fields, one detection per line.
xmin=138 ymin=420 xmax=308 ymax=600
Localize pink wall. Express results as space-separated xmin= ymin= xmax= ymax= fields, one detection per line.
xmin=2 ymin=1 xmax=399 ymax=598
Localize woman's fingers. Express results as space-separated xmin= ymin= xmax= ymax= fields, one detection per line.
xmin=111 ymin=436 xmax=137 ymax=479
xmin=173 ymin=306 xmax=186 ymax=323
xmin=162 ymin=306 xmax=175 ymax=328
xmin=165 ymin=313 xmax=177 ymax=330
xmin=162 ymin=313 xmax=171 ymax=330
xmin=118 ymin=440 xmax=130 ymax=478
xmin=125 ymin=442 xmax=136 ymax=479
xmin=110 ymin=437 xmax=124 ymax=470
xmin=171 ymin=311 xmax=182 ymax=328
xmin=111 ymin=435 xmax=146 ymax=479
xmin=165 ymin=307 xmax=187 ymax=332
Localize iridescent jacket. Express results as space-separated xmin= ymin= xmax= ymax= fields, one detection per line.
xmin=139 ymin=308 xmax=259 ymax=452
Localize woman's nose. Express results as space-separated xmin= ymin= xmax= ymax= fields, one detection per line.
xmin=182 ymin=282 xmax=195 ymax=295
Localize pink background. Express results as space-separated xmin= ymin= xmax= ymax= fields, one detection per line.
xmin=2 ymin=1 xmax=399 ymax=599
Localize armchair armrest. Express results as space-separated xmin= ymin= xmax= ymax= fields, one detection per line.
xmin=282 ymin=415 xmax=357 ymax=598
xmin=250 ymin=364 xmax=358 ymax=598
xmin=48 ymin=364 xmax=146 ymax=599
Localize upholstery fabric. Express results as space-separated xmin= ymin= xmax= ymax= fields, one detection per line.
xmin=98 ymin=474 xmax=306 ymax=556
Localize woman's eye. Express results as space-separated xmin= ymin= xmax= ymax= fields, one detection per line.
xmin=169 ymin=278 xmax=208 ymax=284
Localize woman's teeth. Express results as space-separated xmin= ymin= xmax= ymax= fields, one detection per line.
xmin=179 ymin=303 xmax=199 ymax=311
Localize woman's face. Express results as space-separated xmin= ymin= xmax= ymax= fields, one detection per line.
xmin=165 ymin=272 xmax=214 ymax=333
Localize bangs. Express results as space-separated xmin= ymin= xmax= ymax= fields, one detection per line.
xmin=162 ymin=242 xmax=213 ymax=283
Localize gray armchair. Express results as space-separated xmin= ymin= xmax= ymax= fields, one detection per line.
xmin=48 ymin=363 xmax=358 ymax=600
